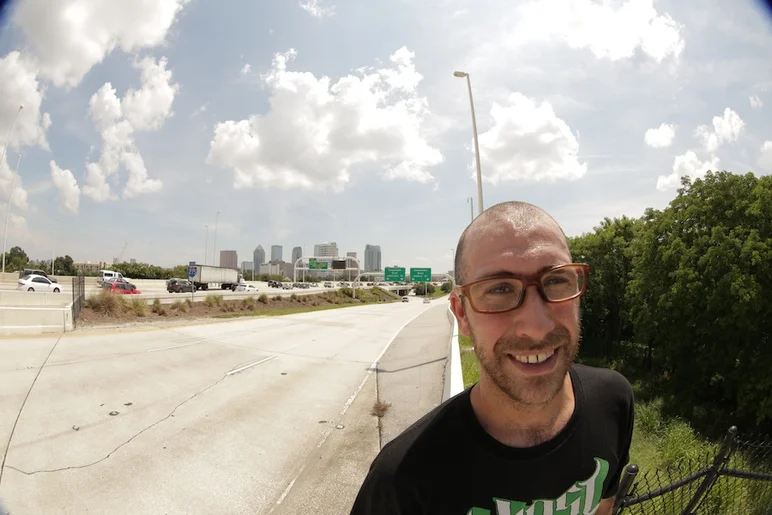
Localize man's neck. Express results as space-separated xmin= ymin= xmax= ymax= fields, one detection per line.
xmin=470 ymin=373 xmax=575 ymax=448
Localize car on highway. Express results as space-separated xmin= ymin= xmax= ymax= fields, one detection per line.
xmin=402 ymin=296 xmax=409 ymax=303
xmin=17 ymin=274 xmax=62 ymax=293
xmin=167 ymin=278 xmax=195 ymax=293
xmin=102 ymin=277 xmax=136 ymax=289
xmin=235 ymin=283 xmax=258 ymax=292
xmin=282 ymin=284 xmax=293 ymax=290
xmin=109 ymin=283 xmax=141 ymax=295
xmin=423 ymin=297 xmax=431 ymax=304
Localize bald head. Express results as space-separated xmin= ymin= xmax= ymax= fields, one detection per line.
xmin=454 ymin=201 xmax=569 ymax=285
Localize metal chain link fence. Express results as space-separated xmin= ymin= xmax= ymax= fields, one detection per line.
xmin=71 ymin=275 xmax=85 ymax=326
xmin=613 ymin=427 xmax=772 ymax=515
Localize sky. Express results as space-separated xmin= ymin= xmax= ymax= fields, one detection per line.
xmin=0 ymin=0 xmax=771 ymax=272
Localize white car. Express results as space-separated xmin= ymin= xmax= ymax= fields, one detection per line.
xmin=236 ymin=283 xmax=258 ymax=292
xmin=402 ymin=296 xmax=409 ymax=303
xmin=18 ymin=274 xmax=62 ymax=293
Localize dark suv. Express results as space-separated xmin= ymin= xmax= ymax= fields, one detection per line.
xmin=167 ymin=278 xmax=195 ymax=293
xmin=19 ymin=269 xmax=58 ymax=283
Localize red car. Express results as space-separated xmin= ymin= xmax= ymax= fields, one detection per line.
xmin=110 ymin=282 xmax=141 ymax=295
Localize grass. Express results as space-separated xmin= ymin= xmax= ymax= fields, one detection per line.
xmin=215 ymin=302 xmax=359 ymax=318
xmin=454 ymin=334 xmax=772 ymax=513
xmin=371 ymin=401 xmax=391 ymax=418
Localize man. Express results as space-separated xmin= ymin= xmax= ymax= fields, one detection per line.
xmin=350 ymin=201 xmax=635 ymax=515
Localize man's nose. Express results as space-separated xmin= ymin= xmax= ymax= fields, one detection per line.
xmin=511 ymin=285 xmax=556 ymax=341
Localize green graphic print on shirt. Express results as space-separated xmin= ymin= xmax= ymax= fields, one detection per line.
xmin=466 ymin=457 xmax=610 ymax=515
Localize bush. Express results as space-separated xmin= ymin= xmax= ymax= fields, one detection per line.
xmin=151 ymin=298 xmax=167 ymax=316
xmin=273 ymin=295 xmax=281 ymax=302
xmin=86 ymin=289 xmax=126 ymax=315
xmin=290 ymin=293 xmax=298 ymax=301
xmin=241 ymin=297 xmax=258 ymax=310
xmin=204 ymin=295 xmax=222 ymax=308
xmin=258 ymin=294 xmax=268 ymax=304
xmin=129 ymin=298 xmax=147 ymax=316
xmin=171 ymin=300 xmax=189 ymax=312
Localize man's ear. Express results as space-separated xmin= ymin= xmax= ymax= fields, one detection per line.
xmin=449 ymin=291 xmax=472 ymax=337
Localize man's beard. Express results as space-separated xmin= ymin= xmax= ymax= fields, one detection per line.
xmin=471 ymin=323 xmax=580 ymax=407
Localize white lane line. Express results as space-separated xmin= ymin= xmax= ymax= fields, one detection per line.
xmin=145 ymin=342 xmax=199 ymax=353
xmin=226 ymin=355 xmax=276 ymax=376
xmin=272 ymin=305 xmax=433 ymax=509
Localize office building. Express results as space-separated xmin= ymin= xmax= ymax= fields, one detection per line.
xmin=219 ymin=250 xmax=238 ymax=269
xmin=364 ymin=244 xmax=382 ymax=272
xmin=263 ymin=261 xmax=294 ymax=279
xmin=271 ymin=245 xmax=282 ymax=261
xmin=253 ymin=245 xmax=265 ymax=275
xmin=291 ymin=246 xmax=303 ymax=266
xmin=241 ymin=261 xmax=254 ymax=272
xmin=313 ymin=242 xmax=338 ymax=258
xmin=346 ymin=251 xmax=359 ymax=270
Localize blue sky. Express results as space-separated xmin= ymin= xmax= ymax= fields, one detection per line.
xmin=0 ymin=0 xmax=771 ymax=271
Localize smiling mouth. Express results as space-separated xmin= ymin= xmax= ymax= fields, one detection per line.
xmin=511 ymin=349 xmax=556 ymax=364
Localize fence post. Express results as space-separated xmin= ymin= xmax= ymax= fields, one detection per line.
xmin=612 ymin=464 xmax=639 ymax=514
xmin=681 ymin=426 xmax=738 ymax=515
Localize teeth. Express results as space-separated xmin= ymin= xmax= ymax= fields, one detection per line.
xmin=514 ymin=349 xmax=555 ymax=364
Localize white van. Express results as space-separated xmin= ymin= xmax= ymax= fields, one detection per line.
xmin=98 ymin=269 xmax=126 ymax=286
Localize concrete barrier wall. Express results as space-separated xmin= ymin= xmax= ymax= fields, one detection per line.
xmin=0 ymin=291 xmax=71 ymax=307
xmin=0 ymin=272 xmax=98 ymax=286
xmin=443 ymin=305 xmax=465 ymax=401
xmin=0 ymin=304 xmax=73 ymax=335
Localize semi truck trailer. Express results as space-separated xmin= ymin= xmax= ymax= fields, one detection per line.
xmin=190 ymin=265 xmax=242 ymax=291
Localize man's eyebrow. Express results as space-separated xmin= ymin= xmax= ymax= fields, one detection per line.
xmin=473 ymin=264 xmax=562 ymax=282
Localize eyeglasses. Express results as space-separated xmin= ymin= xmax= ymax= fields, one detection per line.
xmin=454 ymin=263 xmax=590 ymax=314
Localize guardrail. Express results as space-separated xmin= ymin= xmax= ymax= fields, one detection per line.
xmin=443 ymin=305 xmax=464 ymax=401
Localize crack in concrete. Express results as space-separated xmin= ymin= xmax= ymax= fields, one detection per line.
xmin=5 ymin=373 xmax=230 ymax=476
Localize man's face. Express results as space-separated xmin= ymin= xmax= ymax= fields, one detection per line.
xmin=450 ymin=222 xmax=581 ymax=407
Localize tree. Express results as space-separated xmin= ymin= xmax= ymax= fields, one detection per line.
xmin=53 ymin=255 xmax=76 ymax=276
xmin=440 ymin=282 xmax=452 ymax=294
xmin=627 ymin=171 xmax=772 ymax=430
xmin=568 ymin=216 xmax=639 ymax=359
xmin=414 ymin=283 xmax=436 ymax=295
xmin=1 ymin=246 xmax=29 ymax=272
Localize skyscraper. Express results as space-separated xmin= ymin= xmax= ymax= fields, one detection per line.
xmin=271 ymin=245 xmax=282 ymax=261
xmin=313 ymin=242 xmax=338 ymax=258
xmin=253 ymin=245 xmax=265 ymax=274
xmin=364 ymin=244 xmax=382 ymax=272
xmin=291 ymin=246 xmax=303 ymax=265
xmin=219 ymin=250 xmax=238 ymax=269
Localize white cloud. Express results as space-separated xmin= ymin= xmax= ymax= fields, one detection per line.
xmin=13 ymin=0 xmax=190 ymax=88
xmin=749 ymin=95 xmax=763 ymax=109
xmin=512 ymin=0 xmax=685 ymax=63
xmin=207 ymin=47 xmax=443 ymax=191
xmin=0 ymin=152 xmax=29 ymax=213
xmin=760 ymin=141 xmax=772 ymax=171
xmin=49 ymin=160 xmax=81 ymax=213
xmin=475 ymin=92 xmax=587 ymax=184
xmin=694 ymin=107 xmax=745 ymax=152
xmin=656 ymin=150 xmax=719 ymax=190
xmin=241 ymin=63 xmax=251 ymax=75
xmin=644 ymin=123 xmax=676 ymax=148
xmin=299 ymin=0 xmax=335 ymax=18
xmin=0 ymin=51 xmax=52 ymax=151
xmin=84 ymin=56 xmax=176 ymax=201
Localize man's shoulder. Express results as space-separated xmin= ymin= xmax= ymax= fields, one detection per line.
xmin=370 ymin=389 xmax=469 ymax=477
xmin=573 ymin=363 xmax=633 ymax=395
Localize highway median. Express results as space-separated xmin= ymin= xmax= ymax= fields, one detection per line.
xmin=78 ymin=287 xmax=401 ymax=327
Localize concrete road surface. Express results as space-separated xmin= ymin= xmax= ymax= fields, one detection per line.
xmin=0 ymin=298 xmax=451 ymax=514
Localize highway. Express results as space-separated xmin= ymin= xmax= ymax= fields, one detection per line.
xmin=0 ymin=279 xmax=415 ymax=304
xmin=0 ymin=298 xmax=446 ymax=514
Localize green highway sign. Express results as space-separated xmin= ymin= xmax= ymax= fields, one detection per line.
xmin=308 ymin=259 xmax=329 ymax=270
xmin=384 ymin=267 xmax=406 ymax=282
xmin=410 ymin=267 xmax=431 ymax=283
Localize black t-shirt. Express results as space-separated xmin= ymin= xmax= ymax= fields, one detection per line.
xmin=350 ymin=363 xmax=635 ymax=514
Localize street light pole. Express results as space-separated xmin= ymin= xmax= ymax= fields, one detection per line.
xmin=204 ymin=225 xmax=208 ymax=265
xmin=2 ymin=153 xmax=22 ymax=274
xmin=213 ymin=211 xmax=220 ymax=266
xmin=467 ymin=197 xmax=474 ymax=224
xmin=454 ymin=71 xmax=484 ymax=216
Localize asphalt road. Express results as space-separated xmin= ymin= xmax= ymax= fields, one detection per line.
xmin=0 ymin=297 xmax=445 ymax=514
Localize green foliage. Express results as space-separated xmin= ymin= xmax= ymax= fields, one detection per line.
xmin=1 ymin=246 xmax=29 ymax=272
xmin=413 ymin=283 xmax=436 ymax=295
xmin=440 ymin=282 xmax=452 ymax=293
xmin=627 ymin=171 xmax=772 ymax=431
xmin=569 ymin=217 xmax=638 ymax=359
